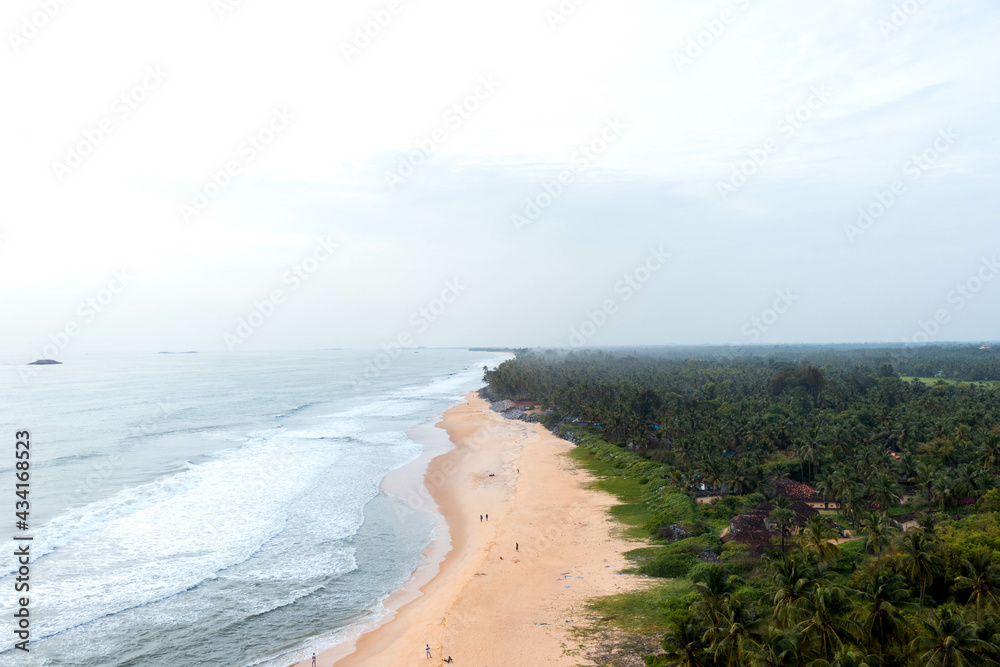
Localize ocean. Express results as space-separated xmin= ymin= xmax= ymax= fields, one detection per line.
xmin=0 ymin=350 xmax=505 ymax=666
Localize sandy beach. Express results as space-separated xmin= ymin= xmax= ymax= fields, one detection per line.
xmin=292 ymin=392 xmax=641 ymax=667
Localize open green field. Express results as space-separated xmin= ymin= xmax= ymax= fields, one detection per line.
xmin=567 ymin=446 xmax=657 ymax=537
xmin=900 ymin=375 xmax=1000 ymax=387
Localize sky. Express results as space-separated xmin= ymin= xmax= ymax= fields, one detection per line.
xmin=2 ymin=0 xmax=999 ymax=357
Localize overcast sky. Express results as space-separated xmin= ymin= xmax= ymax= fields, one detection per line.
xmin=2 ymin=0 xmax=998 ymax=357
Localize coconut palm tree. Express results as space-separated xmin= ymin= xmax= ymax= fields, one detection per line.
xmin=909 ymin=604 xmax=990 ymax=666
xmin=763 ymin=551 xmax=824 ymax=630
xmin=852 ymin=569 xmax=910 ymax=656
xmin=799 ymin=437 xmax=823 ymax=482
xmin=740 ymin=627 xmax=798 ymax=667
xmin=899 ymin=530 xmax=941 ymax=607
xmin=770 ymin=507 xmax=797 ymax=554
xmin=692 ymin=564 xmax=740 ymax=620
xmin=655 ymin=617 xmax=707 ymax=667
xmin=801 ymin=515 xmax=840 ymax=563
xmin=861 ymin=511 xmax=895 ymax=569
xmin=794 ymin=585 xmax=859 ymax=663
xmin=915 ymin=462 xmax=936 ymax=502
xmin=702 ymin=597 xmax=758 ymax=667
xmin=806 ymin=645 xmax=882 ymax=667
xmin=931 ymin=473 xmax=957 ymax=511
xmin=867 ymin=472 xmax=900 ymax=517
xmin=955 ymin=553 xmax=1000 ymax=616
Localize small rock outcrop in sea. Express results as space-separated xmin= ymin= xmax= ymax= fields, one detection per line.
xmin=28 ymin=359 xmax=62 ymax=365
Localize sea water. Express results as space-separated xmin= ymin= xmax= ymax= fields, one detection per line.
xmin=0 ymin=350 xmax=504 ymax=666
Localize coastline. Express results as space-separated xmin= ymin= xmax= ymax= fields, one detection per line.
xmin=294 ymin=392 xmax=642 ymax=666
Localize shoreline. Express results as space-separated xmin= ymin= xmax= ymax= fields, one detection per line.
xmin=293 ymin=391 xmax=642 ymax=666
xmin=293 ymin=420 xmax=457 ymax=665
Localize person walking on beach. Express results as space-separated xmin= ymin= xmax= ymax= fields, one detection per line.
xmin=480 ymin=515 xmax=482 ymax=522
xmin=311 ymin=653 xmax=316 ymax=667
xmin=516 ymin=542 xmax=518 ymax=551
xmin=485 ymin=513 xmax=488 ymax=521
xmin=426 ymin=644 xmax=432 ymax=658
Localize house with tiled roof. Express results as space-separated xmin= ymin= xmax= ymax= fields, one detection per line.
xmin=773 ymin=479 xmax=840 ymax=512
xmin=754 ymin=501 xmax=819 ymax=530
xmin=721 ymin=510 xmax=775 ymax=555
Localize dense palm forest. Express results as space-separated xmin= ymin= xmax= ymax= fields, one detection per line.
xmin=484 ymin=347 xmax=1000 ymax=666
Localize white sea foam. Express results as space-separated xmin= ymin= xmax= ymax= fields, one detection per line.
xmin=0 ymin=351 xmax=507 ymax=667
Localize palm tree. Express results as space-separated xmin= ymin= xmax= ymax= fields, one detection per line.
xmin=702 ymin=597 xmax=758 ymax=667
xmin=794 ymin=585 xmax=859 ymax=663
xmin=806 ymin=645 xmax=882 ymax=667
xmin=931 ymin=473 xmax=957 ymax=511
xmin=655 ymin=617 xmax=707 ymax=667
xmin=955 ymin=553 xmax=1000 ymax=616
xmin=838 ymin=483 xmax=868 ymax=528
xmin=852 ymin=569 xmax=910 ymax=656
xmin=801 ymin=515 xmax=840 ymax=563
xmin=899 ymin=530 xmax=941 ymax=606
xmin=763 ymin=551 xmax=823 ymax=630
xmin=909 ymin=604 xmax=990 ymax=666
xmin=692 ymin=564 xmax=740 ymax=621
xmin=770 ymin=507 xmax=797 ymax=553
xmin=897 ymin=450 xmax=919 ymax=483
xmin=977 ymin=436 xmax=1000 ymax=474
xmin=799 ymin=437 xmax=823 ymax=482
xmin=861 ymin=511 xmax=895 ymax=569
xmin=740 ymin=627 xmax=798 ymax=667
xmin=867 ymin=473 xmax=900 ymax=517
xmin=915 ymin=462 xmax=936 ymax=502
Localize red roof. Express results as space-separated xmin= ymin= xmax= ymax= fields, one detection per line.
xmin=773 ymin=479 xmax=820 ymax=501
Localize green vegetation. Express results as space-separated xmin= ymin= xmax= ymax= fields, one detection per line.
xmin=485 ymin=346 xmax=1000 ymax=666
xmin=587 ymin=581 xmax=697 ymax=635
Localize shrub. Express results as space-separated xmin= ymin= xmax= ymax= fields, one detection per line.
xmin=979 ymin=489 xmax=1000 ymax=512
xmin=640 ymin=551 xmax=698 ymax=578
